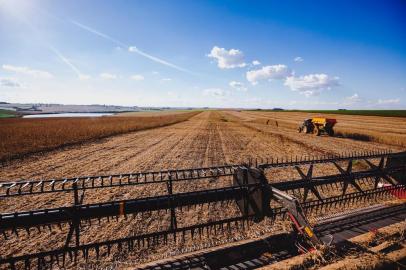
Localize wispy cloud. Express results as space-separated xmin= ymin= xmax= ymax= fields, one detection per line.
xmin=70 ymin=19 xmax=192 ymax=74
xmin=294 ymin=56 xmax=304 ymax=62
xmin=100 ymin=73 xmax=117 ymax=80
xmin=130 ymin=74 xmax=144 ymax=81
xmin=342 ymin=93 xmax=361 ymax=105
xmin=252 ymin=60 xmax=261 ymax=66
xmin=203 ymin=88 xmax=226 ymax=97
xmin=229 ymin=81 xmax=247 ymax=91
xmin=377 ymin=98 xmax=400 ymax=105
xmin=0 ymin=77 xmax=22 ymax=88
xmin=2 ymin=64 xmax=53 ymax=79
xmin=2 ymin=7 xmax=87 ymax=81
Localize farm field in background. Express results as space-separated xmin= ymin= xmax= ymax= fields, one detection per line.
xmin=0 ymin=111 xmax=199 ymax=162
xmin=254 ymin=109 xmax=406 ymax=117
xmin=116 ymin=109 xmax=201 ymax=117
xmin=238 ymin=110 xmax=406 ymax=147
xmin=0 ymin=109 xmax=18 ymax=118
xmin=1 ymin=110 xmax=405 ymax=178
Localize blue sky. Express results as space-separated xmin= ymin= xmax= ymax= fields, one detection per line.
xmin=0 ymin=0 xmax=405 ymax=109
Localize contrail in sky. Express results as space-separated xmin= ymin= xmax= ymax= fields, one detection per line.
xmin=128 ymin=46 xmax=192 ymax=74
xmin=48 ymin=45 xmax=89 ymax=80
xmin=70 ymin=20 xmax=127 ymax=48
xmin=70 ymin=19 xmax=194 ymax=74
xmin=5 ymin=7 xmax=88 ymax=80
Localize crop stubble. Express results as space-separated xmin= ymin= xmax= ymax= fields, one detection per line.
xmin=0 ymin=111 xmax=405 ymax=266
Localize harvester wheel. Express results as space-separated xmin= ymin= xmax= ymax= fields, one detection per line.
xmin=298 ymin=127 xmax=302 ymax=133
xmin=327 ymin=128 xmax=335 ymax=136
xmin=303 ymin=126 xmax=308 ymax=134
xmin=314 ymin=127 xmax=321 ymax=136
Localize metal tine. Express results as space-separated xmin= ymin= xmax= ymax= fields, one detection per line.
xmin=108 ymin=176 xmax=112 ymax=186
xmin=20 ymin=182 xmax=29 ymax=194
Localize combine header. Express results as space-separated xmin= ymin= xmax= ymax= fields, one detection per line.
xmin=0 ymin=150 xmax=405 ymax=269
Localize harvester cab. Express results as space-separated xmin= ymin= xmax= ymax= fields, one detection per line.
xmin=298 ymin=117 xmax=336 ymax=136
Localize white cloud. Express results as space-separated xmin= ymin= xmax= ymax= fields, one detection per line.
xmin=252 ymin=60 xmax=261 ymax=66
xmin=246 ymin=65 xmax=291 ymax=85
xmin=152 ymin=71 xmax=159 ymax=75
xmin=342 ymin=93 xmax=361 ymax=105
xmin=162 ymin=78 xmax=172 ymax=81
xmin=207 ymin=46 xmax=246 ymax=69
xmin=294 ymin=56 xmax=304 ymax=62
xmin=284 ymin=73 xmax=339 ymax=97
xmin=99 ymin=73 xmax=117 ymax=80
xmin=377 ymin=98 xmax=400 ymax=105
xmin=130 ymin=74 xmax=144 ymax=81
xmin=347 ymin=93 xmax=359 ymax=101
xmin=229 ymin=81 xmax=247 ymax=91
xmin=0 ymin=77 xmax=21 ymax=87
xmin=203 ymin=88 xmax=226 ymax=97
xmin=128 ymin=46 xmax=138 ymax=53
xmin=79 ymin=74 xmax=91 ymax=80
xmin=2 ymin=64 xmax=53 ymax=79
xmin=347 ymin=93 xmax=361 ymax=102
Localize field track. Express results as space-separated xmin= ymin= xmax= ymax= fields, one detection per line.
xmin=1 ymin=110 xmax=405 ymax=266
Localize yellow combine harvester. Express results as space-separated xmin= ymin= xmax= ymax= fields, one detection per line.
xmin=298 ymin=117 xmax=337 ymax=136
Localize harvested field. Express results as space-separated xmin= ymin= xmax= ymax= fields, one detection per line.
xmin=232 ymin=110 xmax=406 ymax=147
xmin=0 ymin=111 xmax=199 ymax=162
xmin=256 ymin=110 xmax=406 ymax=118
xmin=116 ymin=110 xmax=200 ymax=117
xmin=0 ymin=110 xmax=405 ymax=268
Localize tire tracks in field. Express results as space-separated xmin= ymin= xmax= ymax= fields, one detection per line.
xmin=1 ymin=112 xmax=212 ymax=260
xmin=4 ymin=110 xmax=401 ymax=265
xmin=217 ymin=111 xmax=328 ymax=161
xmin=78 ymin=112 xmax=215 ymax=255
xmin=81 ymin=112 xmax=225 ymax=264
xmin=222 ymin=111 xmax=402 ymax=158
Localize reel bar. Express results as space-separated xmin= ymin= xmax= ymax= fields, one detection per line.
xmin=0 ymin=185 xmax=252 ymax=231
xmin=0 ymin=185 xmax=404 ymax=269
xmin=1 ymin=150 xmax=404 ymax=269
xmin=0 ymin=150 xmax=394 ymax=198
xmin=1 ymin=179 xmax=404 ymax=232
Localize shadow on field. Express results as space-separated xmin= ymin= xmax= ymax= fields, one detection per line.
xmin=335 ymin=132 xmax=372 ymax=142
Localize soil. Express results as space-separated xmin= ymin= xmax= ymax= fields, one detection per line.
xmin=1 ymin=111 xmax=405 ymax=268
